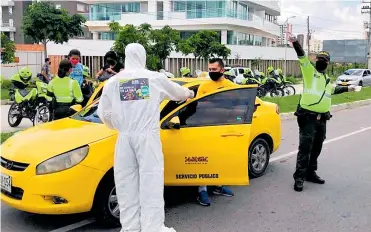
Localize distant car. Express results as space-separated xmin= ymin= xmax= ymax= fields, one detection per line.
xmin=336 ymin=69 xmax=371 ymax=87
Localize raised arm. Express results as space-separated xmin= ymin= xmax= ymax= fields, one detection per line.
xmin=157 ymin=75 xmax=194 ymax=101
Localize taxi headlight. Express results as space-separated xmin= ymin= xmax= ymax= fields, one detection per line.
xmin=36 ymin=146 xmax=89 ymax=175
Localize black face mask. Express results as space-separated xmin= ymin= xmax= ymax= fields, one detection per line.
xmin=315 ymin=60 xmax=328 ymax=72
xmin=209 ymin=71 xmax=223 ymax=81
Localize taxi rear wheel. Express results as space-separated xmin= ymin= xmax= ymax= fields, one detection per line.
xmin=248 ymin=138 xmax=271 ymax=178
xmin=92 ymin=172 xmax=120 ymax=227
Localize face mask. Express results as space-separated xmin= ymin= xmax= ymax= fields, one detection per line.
xmin=70 ymin=58 xmax=79 ymax=66
xmin=209 ymin=71 xmax=223 ymax=81
xmin=315 ymin=60 xmax=328 ymax=72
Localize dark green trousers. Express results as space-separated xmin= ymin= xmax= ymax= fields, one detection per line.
xmin=293 ymin=115 xmax=327 ymax=181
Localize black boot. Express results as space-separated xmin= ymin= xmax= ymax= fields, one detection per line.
xmin=294 ymin=179 xmax=304 ymax=192
xmin=306 ymin=172 xmax=325 ymax=184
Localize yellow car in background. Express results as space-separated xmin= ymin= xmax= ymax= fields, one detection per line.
xmin=1 ymin=78 xmax=281 ymax=225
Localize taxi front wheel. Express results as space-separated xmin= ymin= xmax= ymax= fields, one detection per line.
xmin=248 ymin=138 xmax=271 ymax=178
xmin=92 ymin=171 xmax=120 ymax=227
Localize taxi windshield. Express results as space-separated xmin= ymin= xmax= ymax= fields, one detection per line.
xmin=71 ymin=100 xmax=102 ymax=124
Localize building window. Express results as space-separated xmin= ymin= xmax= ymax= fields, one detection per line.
xmin=8 ymin=6 xmax=12 ymax=15
xmin=227 ymin=31 xmax=237 ymax=45
xmin=173 ymin=1 xmax=186 ymax=11
xmin=77 ymin=4 xmax=86 ymax=12
xmin=55 ymin=4 xmax=61 ymax=9
xmin=254 ymin=35 xmax=263 ymax=46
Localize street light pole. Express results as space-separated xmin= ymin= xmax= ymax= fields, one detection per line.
xmin=284 ymin=16 xmax=296 ymax=77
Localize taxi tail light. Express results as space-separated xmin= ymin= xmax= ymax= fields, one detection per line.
xmin=276 ymin=105 xmax=280 ymax=114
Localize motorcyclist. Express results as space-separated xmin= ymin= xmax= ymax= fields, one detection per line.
xmin=97 ymin=43 xmax=194 ymax=232
xmin=242 ymin=68 xmax=261 ymax=85
xmin=47 ymin=59 xmax=84 ymax=120
xmin=180 ymin=67 xmax=192 ymax=77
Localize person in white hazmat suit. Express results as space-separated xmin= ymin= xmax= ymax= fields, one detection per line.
xmin=97 ymin=43 xmax=194 ymax=232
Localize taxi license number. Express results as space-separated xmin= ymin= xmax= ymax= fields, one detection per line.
xmin=1 ymin=173 xmax=12 ymax=193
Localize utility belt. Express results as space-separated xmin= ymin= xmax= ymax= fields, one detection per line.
xmin=294 ymin=106 xmax=332 ymax=121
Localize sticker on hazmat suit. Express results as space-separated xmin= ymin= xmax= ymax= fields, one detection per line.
xmin=119 ymin=78 xmax=150 ymax=101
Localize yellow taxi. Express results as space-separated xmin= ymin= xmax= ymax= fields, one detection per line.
xmin=1 ymin=78 xmax=281 ymax=225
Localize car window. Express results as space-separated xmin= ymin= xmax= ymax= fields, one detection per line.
xmin=366 ymin=70 xmax=371 ymax=75
xmin=345 ymin=70 xmax=363 ymax=76
xmin=238 ymin=69 xmax=245 ymax=74
xmin=163 ymin=88 xmax=256 ymax=128
xmin=160 ymin=85 xmax=200 ymax=120
xmin=71 ymin=101 xmax=102 ymax=124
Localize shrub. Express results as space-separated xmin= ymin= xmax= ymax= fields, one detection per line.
xmin=0 ymin=79 xmax=12 ymax=89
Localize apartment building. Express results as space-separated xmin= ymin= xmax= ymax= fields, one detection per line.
xmin=82 ymin=0 xmax=281 ymax=48
xmin=1 ymin=0 xmax=90 ymax=44
xmin=1 ymin=0 xmax=16 ymax=41
xmin=278 ymin=23 xmax=292 ymax=46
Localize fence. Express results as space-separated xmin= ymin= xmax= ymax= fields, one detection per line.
xmin=47 ymin=55 xmax=302 ymax=78
xmin=1 ymin=51 xmax=44 ymax=79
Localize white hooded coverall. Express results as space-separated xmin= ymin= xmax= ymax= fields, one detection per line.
xmin=97 ymin=43 xmax=194 ymax=232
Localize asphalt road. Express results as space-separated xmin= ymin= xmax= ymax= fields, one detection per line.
xmin=1 ymin=104 xmax=370 ymax=232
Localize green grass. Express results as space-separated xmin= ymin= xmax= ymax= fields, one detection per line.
xmin=1 ymin=89 xmax=10 ymax=100
xmin=263 ymin=87 xmax=371 ymax=113
xmin=1 ymin=132 xmax=15 ymax=144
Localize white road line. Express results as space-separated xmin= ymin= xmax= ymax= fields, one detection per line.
xmin=270 ymin=126 xmax=371 ymax=163
xmin=49 ymin=126 xmax=371 ymax=232
xmin=48 ymin=219 xmax=96 ymax=232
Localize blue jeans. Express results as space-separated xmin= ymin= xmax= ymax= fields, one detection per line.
xmin=198 ymin=186 xmax=223 ymax=193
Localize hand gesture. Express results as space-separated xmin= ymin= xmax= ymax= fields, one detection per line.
xmin=189 ymin=90 xmax=195 ymax=99
xmin=288 ymin=35 xmax=297 ymax=43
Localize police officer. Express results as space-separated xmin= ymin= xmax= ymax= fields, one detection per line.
xmin=288 ymin=36 xmax=357 ymax=192
xmin=47 ymin=59 xmax=84 ymax=120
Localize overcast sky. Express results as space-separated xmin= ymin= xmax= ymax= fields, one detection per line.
xmin=278 ymin=0 xmax=366 ymax=41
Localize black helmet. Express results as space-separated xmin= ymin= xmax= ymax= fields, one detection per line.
xmin=317 ymin=51 xmax=330 ymax=62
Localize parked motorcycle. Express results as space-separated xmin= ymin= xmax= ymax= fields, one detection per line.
xmin=8 ymin=69 xmax=53 ymax=127
xmin=241 ymin=74 xmax=266 ymax=97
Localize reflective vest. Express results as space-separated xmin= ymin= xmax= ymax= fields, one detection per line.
xmin=299 ymin=56 xmax=333 ymax=113
xmin=47 ymin=76 xmax=83 ymax=104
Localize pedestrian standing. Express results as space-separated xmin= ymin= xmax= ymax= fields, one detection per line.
xmin=288 ymin=36 xmax=357 ymax=192
xmin=97 ymin=43 xmax=194 ymax=232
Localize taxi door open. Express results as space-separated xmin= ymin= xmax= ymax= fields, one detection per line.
xmin=160 ymin=86 xmax=257 ymax=186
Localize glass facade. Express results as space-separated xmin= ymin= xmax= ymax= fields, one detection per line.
xmin=89 ymin=3 xmax=140 ymax=21
xmin=100 ymin=32 xmax=116 ymax=40
xmin=172 ymin=0 xmax=247 ymax=20
xmin=227 ymin=31 xmax=267 ymax=46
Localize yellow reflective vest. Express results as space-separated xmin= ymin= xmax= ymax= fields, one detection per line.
xmin=47 ymin=76 xmax=83 ymax=104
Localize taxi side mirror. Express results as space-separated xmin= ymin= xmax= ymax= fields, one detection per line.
xmin=70 ymin=104 xmax=83 ymax=113
xmin=166 ymin=116 xmax=180 ymax=130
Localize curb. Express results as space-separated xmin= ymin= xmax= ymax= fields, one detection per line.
xmin=0 ymin=100 xmax=12 ymax=105
xmin=280 ymin=99 xmax=371 ymax=121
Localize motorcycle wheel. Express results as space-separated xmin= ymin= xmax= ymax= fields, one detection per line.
xmin=269 ymin=88 xmax=284 ymax=97
xmin=8 ymin=103 xmax=22 ymax=127
xmin=33 ymin=104 xmax=51 ymax=126
xmin=284 ymin=85 xmax=296 ymax=96
xmin=257 ymin=88 xmax=266 ymax=98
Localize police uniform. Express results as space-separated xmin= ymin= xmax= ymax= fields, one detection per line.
xmin=48 ymin=76 xmax=84 ymax=120
xmin=292 ymin=41 xmax=349 ymax=191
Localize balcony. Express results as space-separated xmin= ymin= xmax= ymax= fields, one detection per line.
xmin=1 ymin=0 xmax=14 ymax=6
xmin=1 ymin=20 xmax=16 ymax=32
xmin=84 ymin=8 xmax=279 ymax=36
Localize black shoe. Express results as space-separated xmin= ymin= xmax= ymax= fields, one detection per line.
xmin=294 ymin=180 xmax=304 ymax=192
xmin=306 ymin=172 xmax=325 ymax=184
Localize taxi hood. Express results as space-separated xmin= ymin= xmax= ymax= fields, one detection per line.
xmin=1 ymin=118 xmax=117 ymax=164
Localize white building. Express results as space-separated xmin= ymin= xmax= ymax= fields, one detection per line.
xmin=310 ymin=39 xmax=323 ymax=53
xmin=0 ymin=0 xmax=16 ymax=41
xmin=74 ymin=0 xmax=297 ymax=60
xmin=278 ymin=23 xmax=292 ymax=46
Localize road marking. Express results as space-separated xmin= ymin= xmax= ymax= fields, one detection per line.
xmin=270 ymin=126 xmax=371 ymax=163
xmin=48 ymin=219 xmax=96 ymax=232
xmin=48 ymin=126 xmax=371 ymax=232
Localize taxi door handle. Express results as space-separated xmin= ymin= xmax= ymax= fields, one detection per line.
xmin=221 ymin=133 xmax=245 ymax=137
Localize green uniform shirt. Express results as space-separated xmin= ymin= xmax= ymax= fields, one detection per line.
xmin=299 ymin=56 xmax=333 ymax=113
xmin=48 ymin=76 xmax=83 ymax=104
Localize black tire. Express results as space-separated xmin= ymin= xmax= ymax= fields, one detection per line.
xmin=33 ymin=104 xmax=51 ymax=126
xmin=248 ymin=138 xmax=271 ymax=178
xmin=92 ymin=172 xmax=120 ymax=227
xmin=8 ymin=103 xmax=22 ymax=127
xmin=284 ymin=85 xmax=296 ymax=96
xmin=257 ymin=88 xmax=266 ymax=98
xmin=359 ymin=81 xmax=363 ymax=86
xmin=269 ymin=88 xmax=283 ymax=97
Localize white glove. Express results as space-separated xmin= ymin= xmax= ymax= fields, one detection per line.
xmin=188 ymin=90 xmax=195 ymax=98
xmin=288 ymin=36 xmax=297 ymax=43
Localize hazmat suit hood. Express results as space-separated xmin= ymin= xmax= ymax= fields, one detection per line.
xmin=125 ymin=43 xmax=146 ymax=69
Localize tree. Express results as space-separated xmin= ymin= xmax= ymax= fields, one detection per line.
xmin=178 ymin=31 xmax=230 ymax=68
xmin=109 ymin=23 xmax=179 ymax=70
xmin=150 ymin=26 xmax=180 ymax=67
xmin=1 ymin=33 xmax=16 ymax=64
xmin=22 ymin=2 xmax=86 ymax=57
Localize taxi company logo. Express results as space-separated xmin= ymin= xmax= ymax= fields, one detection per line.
xmin=4 ymin=161 xmax=13 ymax=170
xmin=185 ymin=156 xmax=208 ymax=164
